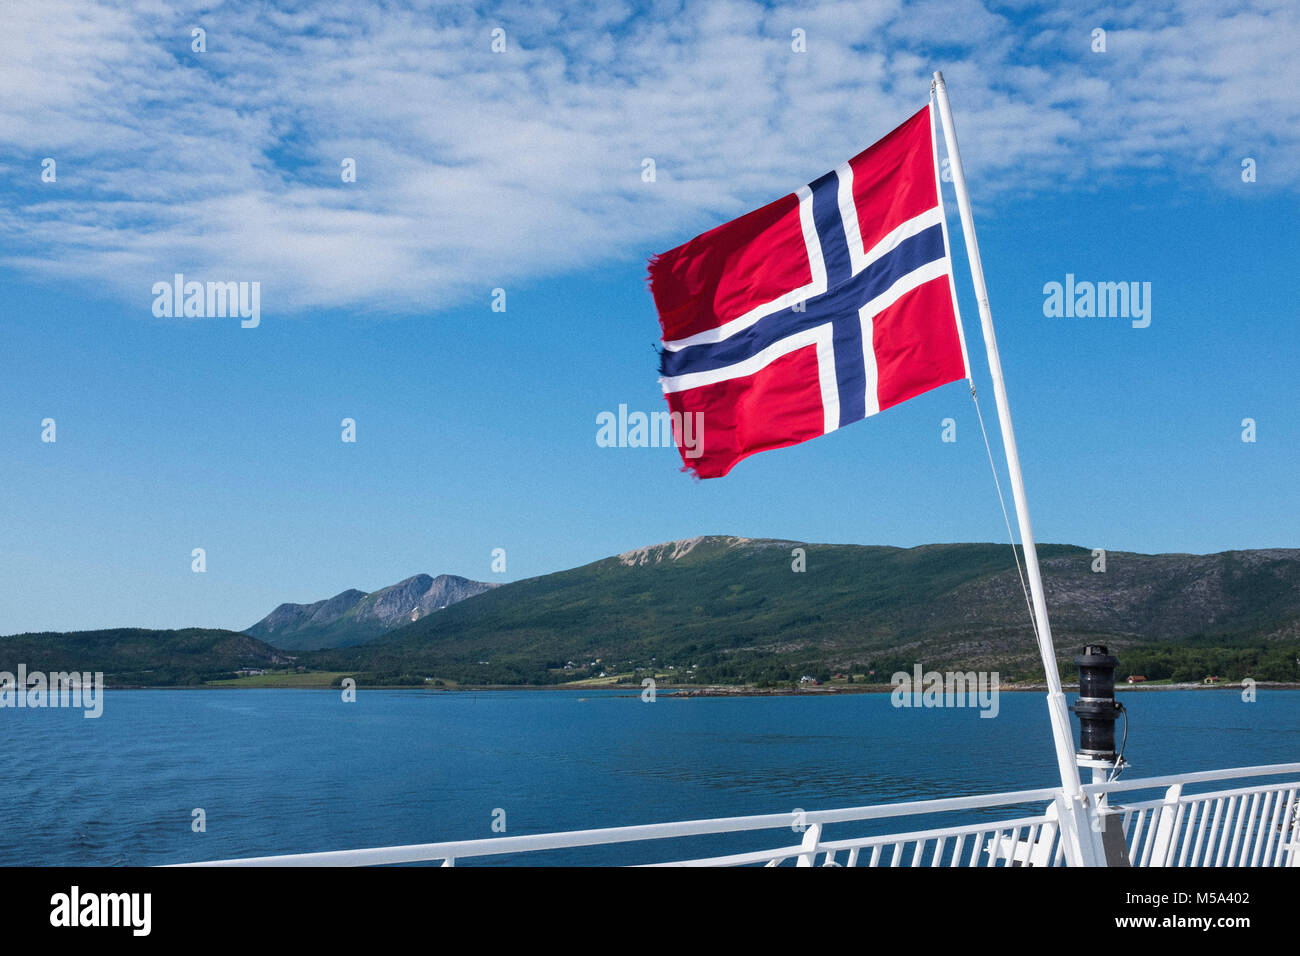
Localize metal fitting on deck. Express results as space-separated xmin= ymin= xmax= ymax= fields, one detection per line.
xmin=1072 ymin=644 xmax=1122 ymax=759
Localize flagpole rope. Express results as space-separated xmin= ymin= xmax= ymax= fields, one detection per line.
xmin=969 ymin=383 xmax=1038 ymax=636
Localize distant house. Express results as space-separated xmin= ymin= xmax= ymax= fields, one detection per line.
xmin=1203 ymin=675 xmax=1222 ymax=684
xmin=237 ymin=668 xmax=266 ymax=677
xmin=799 ymin=675 xmax=821 ymax=685
xmin=1126 ymin=675 xmax=1146 ymax=684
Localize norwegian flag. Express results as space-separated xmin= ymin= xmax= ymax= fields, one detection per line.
xmin=649 ymin=103 xmax=970 ymax=479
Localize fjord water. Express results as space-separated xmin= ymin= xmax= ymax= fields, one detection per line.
xmin=4 ymin=688 xmax=1297 ymax=866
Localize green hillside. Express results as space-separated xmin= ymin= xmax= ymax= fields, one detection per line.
xmin=305 ymin=537 xmax=1300 ymax=686
xmin=6 ymin=538 xmax=1298 ymax=688
xmin=0 ymin=628 xmax=283 ymax=686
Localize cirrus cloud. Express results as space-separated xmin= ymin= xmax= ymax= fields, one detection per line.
xmin=0 ymin=0 xmax=1294 ymax=314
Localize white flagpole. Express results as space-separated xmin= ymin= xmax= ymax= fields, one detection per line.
xmin=931 ymin=71 xmax=1102 ymax=866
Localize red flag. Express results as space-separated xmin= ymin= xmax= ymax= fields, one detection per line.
xmin=649 ymin=103 xmax=969 ymax=478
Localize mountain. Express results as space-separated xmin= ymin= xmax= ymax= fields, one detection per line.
xmin=5 ymin=539 xmax=1298 ymax=688
xmin=306 ymin=537 xmax=1300 ymax=685
xmin=246 ymin=574 xmax=496 ymax=650
xmin=0 ymin=628 xmax=281 ymax=686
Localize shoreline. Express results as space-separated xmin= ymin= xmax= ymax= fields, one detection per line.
xmin=90 ymin=679 xmax=1300 ymax=695
xmin=669 ymin=680 xmax=1299 ymax=698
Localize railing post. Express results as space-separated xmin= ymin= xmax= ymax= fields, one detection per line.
xmin=1079 ymin=793 xmax=1114 ymax=866
xmin=1149 ymin=784 xmax=1183 ymax=867
xmin=1056 ymin=791 xmax=1109 ymax=867
xmin=796 ymin=823 xmax=822 ymax=867
xmin=1285 ymin=796 xmax=1300 ymax=868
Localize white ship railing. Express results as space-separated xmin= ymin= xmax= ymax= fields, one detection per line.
xmin=1083 ymin=764 xmax=1300 ymax=867
xmin=173 ymin=762 xmax=1300 ymax=867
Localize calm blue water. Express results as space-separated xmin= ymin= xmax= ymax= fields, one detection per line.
xmin=4 ymin=688 xmax=1297 ymax=865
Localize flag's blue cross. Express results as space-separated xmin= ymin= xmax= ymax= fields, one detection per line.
xmin=661 ymin=171 xmax=947 ymax=429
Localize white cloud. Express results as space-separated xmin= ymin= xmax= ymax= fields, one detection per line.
xmin=0 ymin=0 xmax=1294 ymax=315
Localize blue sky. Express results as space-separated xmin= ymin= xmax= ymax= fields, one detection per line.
xmin=1 ymin=0 xmax=1297 ymax=633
